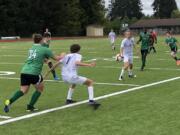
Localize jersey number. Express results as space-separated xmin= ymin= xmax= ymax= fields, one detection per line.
xmin=28 ymin=49 xmax=37 ymax=59
xmin=66 ymin=56 xmax=71 ymax=64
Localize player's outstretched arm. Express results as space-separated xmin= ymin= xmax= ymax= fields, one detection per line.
xmin=43 ymin=61 xmax=61 ymax=79
xmin=52 ymin=53 xmax=66 ymax=61
xmin=76 ymin=61 xmax=96 ymax=67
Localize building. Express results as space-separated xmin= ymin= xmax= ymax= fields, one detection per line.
xmin=130 ymin=18 xmax=180 ymax=35
xmin=86 ymin=25 xmax=104 ymax=37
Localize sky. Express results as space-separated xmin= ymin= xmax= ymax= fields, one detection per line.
xmin=105 ymin=0 xmax=180 ymax=15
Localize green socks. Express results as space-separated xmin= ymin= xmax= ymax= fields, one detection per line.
xmin=29 ymin=91 xmax=41 ymax=107
xmin=10 ymin=90 xmax=24 ymax=104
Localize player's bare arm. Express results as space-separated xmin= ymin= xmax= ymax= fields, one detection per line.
xmin=75 ymin=61 xmax=96 ymax=67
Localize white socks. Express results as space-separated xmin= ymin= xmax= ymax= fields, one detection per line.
xmin=67 ymin=88 xmax=74 ymax=100
xmin=128 ymin=69 xmax=133 ymax=76
xmin=88 ymin=86 xmax=94 ymax=101
xmin=120 ymin=69 xmax=125 ymax=77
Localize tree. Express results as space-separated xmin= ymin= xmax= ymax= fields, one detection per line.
xmin=171 ymin=9 xmax=180 ymax=18
xmin=110 ymin=0 xmax=143 ymax=20
xmin=152 ymin=0 xmax=178 ymax=18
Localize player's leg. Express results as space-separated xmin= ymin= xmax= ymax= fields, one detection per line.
xmin=128 ymin=57 xmax=136 ymax=78
xmin=4 ymin=74 xmax=30 ymax=113
xmin=83 ymin=79 xmax=101 ymax=110
xmin=27 ymin=75 xmax=44 ymax=112
xmin=119 ymin=56 xmax=129 ymax=80
xmin=66 ymin=84 xmax=77 ymax=104
xmin=47 ymin=60 xmax=59 ymax=80
xmin=171 ymin=47 xmax=178 ymax=61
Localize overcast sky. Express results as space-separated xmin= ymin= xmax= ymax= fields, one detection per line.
xmin=105 ymin=0 xmax=180 ymax=15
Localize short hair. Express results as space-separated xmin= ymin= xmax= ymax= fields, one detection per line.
xmin=70 ymin=44 xmax=81 ymax=53
xmin=33 ymin=34 xmax=42 ymax=43
xmin=166 ymin=31 xmax=171 ymax=34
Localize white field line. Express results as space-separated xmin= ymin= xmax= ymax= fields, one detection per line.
xmin=0 ymin=115 xmax=12 ymax=119
xmin=96 ymin=66 xmax=180 ymax=71
xmin=0 ymin=77 xmax=140 ymax=87
xmin=0 ymin=76 xmax=179 ymax=126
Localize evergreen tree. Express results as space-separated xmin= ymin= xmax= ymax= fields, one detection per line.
xmin=152 ymin=0 xmax=178 ymax=18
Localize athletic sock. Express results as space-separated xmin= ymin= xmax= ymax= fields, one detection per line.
xmin=10 ymin=90 xmax=24 ymax=104
xmin=88 ymin=86 xmax=94 ymax=101
xmin=67 ymin=88 xmax=74 ymax=100
xmin=120 ymin=69 xmax=125 ymax=77
xmin=29 ymin=91 xmax=41 ymax=107
xmin=128 ymin=69 xmax=133 ymax=76
xmin=48 ymin=62 xmax=56 ymax=78
xmin=174 ymin=57 xmax=178 ymax=61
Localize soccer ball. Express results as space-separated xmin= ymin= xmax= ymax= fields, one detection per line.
xmin=115 ymin=54 xmax=123 ymax=62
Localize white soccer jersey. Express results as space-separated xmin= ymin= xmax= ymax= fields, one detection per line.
xmin=60 ymin=53 xmax=82 ymax=77
xmin=108 ymin=32 xmax=116 ymax=43
xmin=121 ymin=38 xmax=134 ymax=56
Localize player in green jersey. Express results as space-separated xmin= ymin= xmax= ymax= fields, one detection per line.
xmin=42 ymin=32 xmax=59 ymax=80
xmin=4 ymin=34 xmax=64 ymax=112
xmin=137 ymin=29 xmax=150 ymax=71
xmin=165 ymin=31 xmax=180 ymax=65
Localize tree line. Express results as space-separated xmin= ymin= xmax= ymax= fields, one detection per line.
xmin=0 ymin=0 xmax=105 ymax=37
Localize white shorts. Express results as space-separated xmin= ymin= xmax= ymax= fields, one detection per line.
xmin=123 ymin=55 xmax=133 ymax=64
xmin=62 ymin=75 xmax=87 ymax=85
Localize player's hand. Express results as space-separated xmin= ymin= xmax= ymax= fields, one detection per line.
xmin=90 ymin=62 xmax=96 ymax=67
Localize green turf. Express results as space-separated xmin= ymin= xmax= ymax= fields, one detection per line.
xmin=0 ymin=37 xmax=179 ymax=135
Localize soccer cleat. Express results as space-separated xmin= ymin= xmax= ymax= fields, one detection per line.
xmin=4 ymin=99 xmax=10 ymax=113
xmin=26 ymin=105 xmax=38 ymax=112
xmin=128 ymin=74 xmax=137 ymax=78
xmin=89 ymin=100 xmax=101 ymax=110
xmin=66 ymin=99 xmax=77 ymax=105
xmin=54 ymin=76 xmax=60 ymax=81
xmin=118 ymin=76 xmax=124 ymax=81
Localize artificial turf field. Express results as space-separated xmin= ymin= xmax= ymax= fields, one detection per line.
xmin=0 ymin=36 xmax=179 ymax=135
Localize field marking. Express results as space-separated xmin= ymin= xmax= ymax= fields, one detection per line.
xmin=0 ymin=76 xmax=179 ymax=126
xmin=97 ymin=66 xmax=180 ymax=71
xmin=0 ymin=77 xmax=140 ymax=87
xmin=0 ymin=115 xmax=12 ymax=119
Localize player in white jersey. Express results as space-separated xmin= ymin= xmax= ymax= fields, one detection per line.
xmin=44 ymin=44 xmax=100 ymax=110
xmin=108 ymin=29 xmax=116 ymax=50
xmin=118 ymin=30 xmax=136 ymax=80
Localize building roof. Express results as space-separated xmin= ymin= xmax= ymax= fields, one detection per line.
xmin=130 ymin=18 xmax=180 ymax=28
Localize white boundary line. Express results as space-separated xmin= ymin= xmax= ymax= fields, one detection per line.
xmin=0 ymin=77 xmax=140 ymax=87
xmin=0 ymin=76 xmax=179 ymax=126
xmin=0 ymin=115 xmax=12 ymax=119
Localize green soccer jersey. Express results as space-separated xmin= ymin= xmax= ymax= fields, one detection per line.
xmin=165 ymin=37 xmax=177 ymax=49
xmin=42 ymin=40 xmax=50 ymax=48
xmin=139 ymin=32 xmax=150 ymax=50
xmin=21 ymin=44 xmax=54 ymax=75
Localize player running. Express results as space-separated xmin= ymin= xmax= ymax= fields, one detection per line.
xmin=149 ymin=30 xmax=157 ymax=53
xmin=165 ymin=31 xmax=180 ymax=65
xmin=108 ymin=29 xmax=116 ymax=50
xmin=42 ymin=31 xmax=59 ymax=80
xmin=4 ymin=34 xmax=63 ymax=113
xmin=44 ymin=44 xmax=101 ymax=110
xmin=137 ymin=29 xmax=150 ymax=71
xmin=119 ymin=30 xmax=136 ymax=80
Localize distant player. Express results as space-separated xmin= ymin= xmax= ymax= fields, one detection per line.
xmin=119 ymin=30 xmax=136 ymax=80
xmin=44 ymin=44 xmax=101 ymax=110
xmin=4 ymin=34 xmax=63 ymax=113
xmin=149 ymin=30 xmax=157 ymax=53
xmin=137 ymin=29 xmax=150 ymax=71
xmin=165 ymin=31 xmax=180 ymax=65
xmin=42 ymin=31 xmax=59 ymax=80
xmin=108 ymin=29 xmax=116 ymax=50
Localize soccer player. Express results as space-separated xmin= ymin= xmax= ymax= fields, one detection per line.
xmin=137 ymin=29 xmax=150 ymax=71
xmin=165 ymin=31 xmax=180 ymax=65
xmin=4 ymin=34 xmax=63 ymax=112
xmin=108 ymin=29 xmax=116 ymax=50
xmin=149 ymin=30 xmax=157 ymax=53
xmin=44 ymin=28 xmax=51 ymax=37
xmin=42 ymin=32 xmax=59 ymax=80
xmin=44 ymin=44 xmax=101 ymax=110
xmin=119 ymin=30 xmax=136 ymax=80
